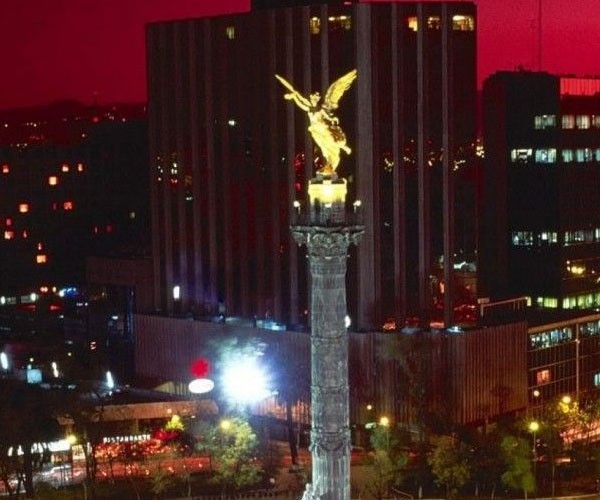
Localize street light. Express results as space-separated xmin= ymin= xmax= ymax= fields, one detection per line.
xmin=379 ymin=416 xmax=391 ymax=452
xmin=559 ymin=394 xmax=572 ymax=414
xmin=222 ymin=356 xmax=273 ymax=406
xmin=529 ymin=420 xmax=539 ymax=496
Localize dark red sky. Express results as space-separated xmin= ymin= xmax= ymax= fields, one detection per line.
xmin=1 ymin=0 xmax=599 ymax=110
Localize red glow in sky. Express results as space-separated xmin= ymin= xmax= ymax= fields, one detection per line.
xmin=1 ymin=0 xmax=599 ymax=110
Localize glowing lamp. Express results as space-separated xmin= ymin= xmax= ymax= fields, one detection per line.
xmin=223 ymin=356 xmax=273 ymax=404
xmin=0 ymin=352 xmax=8 ymax=370
xmin=188 ymin=378 xmax=215 ymax=394
xmin=307 ymin=177 xmax=348 ymax=224
xmin=308 ymin=178 xmax=347 ymax=206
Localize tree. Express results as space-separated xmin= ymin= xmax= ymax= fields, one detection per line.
xmin=538 ymin=396 xmax=576 ymax=497
xmin=209 ymin=416 xmax=263 ymax=496
xmin=466 ymin=428 xmax=505 ymax=499
xmin=0 ymin=380 xmax=62 ymax=498
xmin=500 ymin=435 xmax=535 ymax=499
xmin=267 ymin=338 xmax=309 ymax=467
xmin=362 ymin=425 xmax=408 ymax=500
xmin=562 ymin=396 xmax=600 ymax=476
xmin=428 ymin=434 xmax=471 ymax=499
xmin=379 ymin=331 xmax=437 ymax=497
xmin=58 ymin=380 xmax=108 ymax=487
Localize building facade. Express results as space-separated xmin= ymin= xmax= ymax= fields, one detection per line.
xmin=0 ymin=101 xmax=149 ymax=292
xmin=146 ymin=1 xmax=477 ymax=331
xmin=134 ymin=314 xmax=528 ymax=431
xmin=528 ymin=312 xmax=600 ymax=415
xmin=481 ymin=71 xmax=600 ymax=311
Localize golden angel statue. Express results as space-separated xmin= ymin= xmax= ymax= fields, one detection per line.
xmin=276 ymin=69 xmax=357 ymax=176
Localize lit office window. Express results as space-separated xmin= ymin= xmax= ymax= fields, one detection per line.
xmin=36 ymin=254 xmax=47 ymax=264
xmin=562 ymin=115 xmax=575 ymax=129
xmin=595 ymin=373 xmax=600 ymax=388
xmin=576 ymin=115 xmax=590 ymax=129
xmin=581 ymin=320 xmax=600 ymax=337
xmin=48 ymin=175 xmax=58 ymax=186
xmin=595 ymin=149 xmax=600 ymax=162
xmin=534 ymin=115 xmax=556 ymax=129
xmin=540 ymin=232 xmax=557 ymax=244
xmin=564 ymin=229 xmax=593 ymax=245
xmin=535 ymin=148 xmax=556 ymax=163
xmin=452 ymin=15 xmax=474 ymax=31
xmin=536 ymin=370 xmax=551 ymax=384
xmin=1 ymin=164 xmax=9 ymax=174
xmin=61 ymin=163 xmax=69 ymax=172
xmin=3 ymin=231 xmax=13 ymax=240
xmin=427 ymin=16 xmax=440 ymax=29
xmin=173 ymin=285 xmax=181 ymax=300
xmin=328 ymin=15 xmax=351 ymax=31
xmin=593 ymin=115 xmax=600 ymax=128
xmin=511 ymin=231 xmax=534 ymax=246
xmin=562 ymin=149 xmax=574 ymax=163
xmin=407 ymin=16 xmax=418 ymax=31
xmin=309 ymin=17 xmax=320 ymax=34
xmin=63 ymin=201 xmax=74 ymax=211
xmin=510 ymin=148 xmax=532 ymax=163
xmin=225 ymin=26 xmax=235 ymax=40
xmin=18 ymin=203 xmax=29 ymax=214
xmin=575 ymin=148 xmax=592 ymax=162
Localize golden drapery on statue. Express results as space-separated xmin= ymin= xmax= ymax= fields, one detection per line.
xmin=276 ymin=69 xmax=357 ymax=176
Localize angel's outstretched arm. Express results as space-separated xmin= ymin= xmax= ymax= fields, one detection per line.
xmin=284 ymin=91 xmax=310 ymax=112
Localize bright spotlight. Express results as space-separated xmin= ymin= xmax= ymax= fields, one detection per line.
xmin=0 ymin=352 xmax=8 ymax=371
xmin=222 ymin=357 xmax=272 ymax=404
xmin=106 ymin=371 xmax=115 ymax=390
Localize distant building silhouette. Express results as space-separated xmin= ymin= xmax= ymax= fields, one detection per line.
xmin=0 ymin=101 xmax=149 ymax=292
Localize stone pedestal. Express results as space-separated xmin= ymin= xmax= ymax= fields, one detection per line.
xmin=292 ymin=177 xmax=363 ymax=500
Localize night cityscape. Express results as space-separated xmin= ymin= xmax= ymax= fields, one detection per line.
xmin=1 ymin=1 xmax=600 ymax=499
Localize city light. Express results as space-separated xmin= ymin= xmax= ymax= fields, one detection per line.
xmin=222 ymin=356 xmax=273 ymax=405
xmin=106 ymin=371 xmax=115 ymax=390
xmin=188 ymin=378 xmax=214 ymax=394
xmin=0 ymin=352 xmax=8 ymax=371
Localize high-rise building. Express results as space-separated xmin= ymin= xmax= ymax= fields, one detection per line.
xmin=147 ymin=1 xmax=477 ymax=330
xmin=0 ymin=101 xmax=149 ymax=292
xmin=481 ymin=71 xmax=600 ymax=311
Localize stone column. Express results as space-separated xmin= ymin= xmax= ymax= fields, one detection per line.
xmin=292 ymin=175 xmax=363 ymax=500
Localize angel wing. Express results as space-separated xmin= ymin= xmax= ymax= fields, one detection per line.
xmin=322 ymin=69 xmax=357 ymax=112
xmin=275 ymin=74 xmax=312 ymax=109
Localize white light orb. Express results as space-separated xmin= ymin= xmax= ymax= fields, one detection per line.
xmin=188 ymin=378 xmax=215 ymax=394
xmin=223 ymin=357 xmax=271 ymax=404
